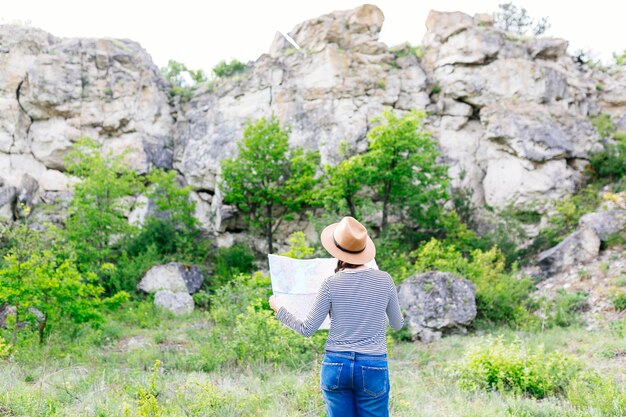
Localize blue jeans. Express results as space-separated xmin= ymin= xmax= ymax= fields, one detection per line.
xmin=320 ymin=350 xmax=390 ymax=417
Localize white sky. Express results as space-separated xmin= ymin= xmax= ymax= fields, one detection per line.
xmin=2 ymin=1 xmax=624 ymax=74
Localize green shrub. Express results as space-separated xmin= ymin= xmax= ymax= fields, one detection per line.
xmin=124 ymin=360 xmax=169 ymax=417
xmin=205 ymin=273 xmax=325 ymax=370
xmin=212 ymin=59 xmax=246 ymax=78
xmin=0 ymin=337 xmax=11 ymax=360
xmin=611 ymin=291 xmax=626 ymax=311
xmin=280 ymin=231 xmax=315 ymax=259
xmin=102 ymin=291 xmax=131 ymax=311
xmin=567 ymin=371 xmax=626 ymax=415
xmin=413 ymin=239 xmax=533 ymax=325
xmin=453 ymin=336 xmax=580 ymax=398
xmin=590 ymin=130 xmax=626 ymax=182
xmin=212 ymin=243 xmax=255 ymax=288
xmin=538 ymin=290 xmax=588 ymax=328
xmin=591 ymin=113 xmax=617 ymax=138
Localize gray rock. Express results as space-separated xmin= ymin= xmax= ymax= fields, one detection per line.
xmin=538 ymin=227 xmax=601 ymax=276
xmin=0 ymin=185 xmax=16 ymax=221
xmin=579 ymin=210 xmax=626 ymax=241
xmin=397 ymin=271 xmax=477 ymax=342
xmin=137 ymin=262 xmax=205 ymax=294
xmin=0 ymin=305 xmax=16 ymax=328
xmin=154 ymin=290 xmax=194 ymax=315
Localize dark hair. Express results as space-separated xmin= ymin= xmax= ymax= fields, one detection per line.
xmin=335 ymin=260 xmax=363 ymax=273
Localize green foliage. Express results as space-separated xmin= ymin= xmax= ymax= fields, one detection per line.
xmin=614 ymin=49 xmax=626 ymax=66
xmin=390 ymin=42 xmax=424 ymax=60
xmin=102 ymin=291 xmax=131 ymax=311
xmin=532 ymin=184 xmax=602 ymax=252
xmin=65 ymin=138 xmax=142 ymax=292
xmin=590 ymin=130 xmax=626 ymax=183
xmin=204 ymin=273 xmax=325 ymax=370
xmin=322 ymin=141 xmax=367 ymax=218
xmin=536 ymin=290 xmax=588 ymax=329
xmin=0 ymin=222 xmax=102 ymax=345
xmin=494 ymin=2 xmax=550 ymax=36
xmin=125 ymin=360 xmax=168 ymax=417
xmin=0 ymin=337 xmax=11 ymax=360
xmin=211 ymin=243 xmax=255 ymax=288
xmin=160 ymin=59 xmax=207 ymax=101
xmin=413 ymin=239 xmax=533 ymax=324
xmin=212 ymin=59 xmax=246 ymax=78
xmin=280 ymin=231 xmax=315 ymax=259
xmin=453 ymin=336 xmax=580 ymax=398
xmin=591 ymin=113 xmax=617 ymax=138
xmin=220 ymin=116 xmax=320 ymax=253
xmin=610 ymin=290 xmax=626 ymax=311
xmin=133 ymin=169 xmax=204 ymax=261
xmin=362 ymin=110 xmax=448 ymax=236
xmin=567 ymin=371 xmax=626 ymax=415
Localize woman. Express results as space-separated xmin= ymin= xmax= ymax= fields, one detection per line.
xmin=269 ymin=216 xmax=404 ymax=417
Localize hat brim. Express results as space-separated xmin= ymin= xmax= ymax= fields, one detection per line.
xmin=320 ymin=222 xmax=376 ymax=264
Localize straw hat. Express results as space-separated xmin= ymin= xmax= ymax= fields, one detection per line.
xmin=320 ymin=216 xmax=376 ymax=264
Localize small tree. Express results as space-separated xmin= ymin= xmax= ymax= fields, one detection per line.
xmin=362 ymin=110 xmax=448 ymax=236
xmin=220 ymin=117 xmax=320 ymax=253
xmin=0 ymin=221 xmax=102 ymax=345
xmin=322 ymin=142 xmax=367 ymax=218
xmin=494 ymin=2 xmax=550 ymax=36
xmin=160 ymin=59 xmax=207 ymax=100
xmin=65 ymin=138 xmax=142 ymax=292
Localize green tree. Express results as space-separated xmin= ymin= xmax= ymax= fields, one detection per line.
xmin=220 ymin=117 xmax=320 ymax=254
xmin=494 ymin=2 xmax=550 ymax=36
xmin=212 ymin=59 xmax=246 ymax=78
xmin=0 ymin=221 xmax=102 ymax=345
xmin=362 ymin=110 xmax=448 ymax=236
xmin=160 ymin=59 xmax=207 ymax=100
xmin=322 ymin=142 xmax=367 ymax=218
xmin=65 ymin=138 xmax=141 ymax=291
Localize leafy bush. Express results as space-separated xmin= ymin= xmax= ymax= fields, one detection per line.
xmin=160 ymin=59 xmax=207 ymax=101
xmin=212 ymin=243 xmax=255 ymax=288
xmin=494 ymin=2 xmax=550 ymax=36
xmin=611 ymin=291 xmax=626 ymax=311
xmin=567 ymin=371 xmax=626 ymax=415
xmin=102 ymin=291 xmax=131 ymax=311
xmin=535 ymin=290 xmax=588 ymax=329
xmin=413 ymin=239 xmax=533 ymax=325
xmin=204 ymin=273 xmax=325 ymax=370
xmin=591 ymin=113 xmax=617 ymax=138
xmin=0 ymin=337 xmax=11 ymax=360
xmin=453 ymin=336 xmax=580 ymax=398
xmin=280 ymin=231 xmax=315 ymax=259
xmin=212 ymin=59 xmax=246 ymax=78
xmin=590 ymin=130 xmax=626 ymax=183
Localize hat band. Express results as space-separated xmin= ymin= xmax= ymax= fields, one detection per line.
xmin=333 ymin=235 xmax=365 ymax=254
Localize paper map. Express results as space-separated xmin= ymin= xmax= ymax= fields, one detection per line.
xmin=268 ymin=254 xmax=377 ymax=330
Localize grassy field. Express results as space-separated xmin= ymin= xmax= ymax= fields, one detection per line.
xmin=1 ymin=303 xmax=626 ymax=417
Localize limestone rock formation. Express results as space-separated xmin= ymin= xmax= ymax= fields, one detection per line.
xmin=397 ymin=271 xmax=477 ymax=342
xmin=137 ymin=262 xmax=205 ymax=294
xmin=1 ymin=5 xmax=626 ymax=248
xmin=154 ymin=290 xmax=194 ymax=315
xmin=0 ymin=24 xmax=174 ymax=222
xmin=537 ymin=227 xmax=601 ymax=276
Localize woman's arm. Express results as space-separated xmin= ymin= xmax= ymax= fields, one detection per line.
xmin=386 ymin=277 xmax=404 ymax=330
xmin=272 ymin=281 xmax=331 ymax=338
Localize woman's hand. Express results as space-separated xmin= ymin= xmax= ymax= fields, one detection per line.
xmin=269 ymin=295 xmax=282 ymax=314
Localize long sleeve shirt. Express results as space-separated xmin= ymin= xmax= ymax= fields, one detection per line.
xmin=276 ymin=268 xmax=404 ymax=354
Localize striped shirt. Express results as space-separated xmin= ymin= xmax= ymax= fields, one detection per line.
xmin=276 ymin=268 xmax=404 ymax=354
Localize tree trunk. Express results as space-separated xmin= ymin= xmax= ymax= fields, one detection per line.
xmin=346 ymin=195 xmax=357 ymax=218
xmin=266 ymin=204 xmax=274 ymax=254
xmin=11 ymin=310 xmax=18 ymax=346
xmin=381 ymin=180 xmax=392 ymax=236
xmin=38 ymin=319 xmax=46 ymax=346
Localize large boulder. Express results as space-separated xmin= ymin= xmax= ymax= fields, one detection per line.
xmin=579 ymin=210 xmax=626 ymax=241
xmin=397 ymin=271 xmax=477 ymax=342
xmin=137 ymin=262 xmax=205 ymax=294
xmin=154 ymin=290 xmax=194 ymax=315
xmin=537 ymin=227 xmax=601 ymax=276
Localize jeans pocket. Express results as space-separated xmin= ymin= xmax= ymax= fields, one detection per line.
xmin=320 ymin=362 xmax=343 ymax=391
xmin=362 ymin=366 xmax=388 ymax=397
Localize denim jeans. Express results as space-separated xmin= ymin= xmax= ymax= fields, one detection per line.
xmin=320 ymin=350 xmax=390 ymax=417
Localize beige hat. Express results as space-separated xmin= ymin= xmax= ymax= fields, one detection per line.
xmin=320 ymin=216 xmax=376 ymax=264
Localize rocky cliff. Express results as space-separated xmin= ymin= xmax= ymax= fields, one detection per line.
xmin=1 ymin=4 xmax=625 ymax=243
